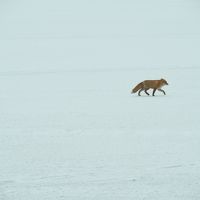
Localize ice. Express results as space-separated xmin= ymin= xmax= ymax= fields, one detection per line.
xmin=0 ymin=0 xmax=200 ymax=199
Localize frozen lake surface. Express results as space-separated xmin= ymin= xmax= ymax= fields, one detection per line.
xmin=0 ymin=67 xmax=200 ymax=199
xmin=1 ymin=0 xmax=200 ymax=199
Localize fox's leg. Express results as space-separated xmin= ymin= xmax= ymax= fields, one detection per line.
xmin=144 ymin=89 xmax=150 ymax=95
xmin=138 ymin=89 xmax=144 ymax=96
xmin=158 ymin=89 xmax=166 ymax=95
xmin=152 ymin=89 xmax=157 ymax=96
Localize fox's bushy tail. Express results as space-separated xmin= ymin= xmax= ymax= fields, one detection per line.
xmin=131 ymin=82 xmax=143 ymax=93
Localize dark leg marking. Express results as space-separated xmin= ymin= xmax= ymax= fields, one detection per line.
xmin=152 ymin=89 xmax=157 ymax=96
xmin=138 ymin=89 xmax=144 ymax=96
xmin=158 ymin=89 xmax=166 ymax=95
xmin=144 ymin=89 xmax=150 ymax=95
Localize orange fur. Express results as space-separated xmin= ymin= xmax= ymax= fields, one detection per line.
xmin=131 ymin=78 xmax=168 ymax=96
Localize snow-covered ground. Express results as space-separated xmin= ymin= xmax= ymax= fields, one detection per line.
xmin=0 ymin=67 xmax=200 ymax=199
xmin=0 ymin=0 xmax=200 ymax=199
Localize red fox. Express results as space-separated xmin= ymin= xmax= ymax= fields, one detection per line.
xmin=131 ymin=78 xmax=168 ymax=96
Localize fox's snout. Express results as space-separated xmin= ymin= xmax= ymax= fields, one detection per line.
xmin=161 ymin=78 xmax=168 ymax=85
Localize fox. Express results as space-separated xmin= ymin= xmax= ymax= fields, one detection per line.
xmin=131 ymin=78 xmax=168 ymax=96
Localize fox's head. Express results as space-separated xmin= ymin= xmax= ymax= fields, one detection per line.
xmin=161 ymin=78 xmax=168 ymax=85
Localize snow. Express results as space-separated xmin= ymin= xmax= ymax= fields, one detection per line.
xmin=0 ymin=68 xmax=200 ymax=199
xmin=0 ymin=0 xmax=200 ymax=199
